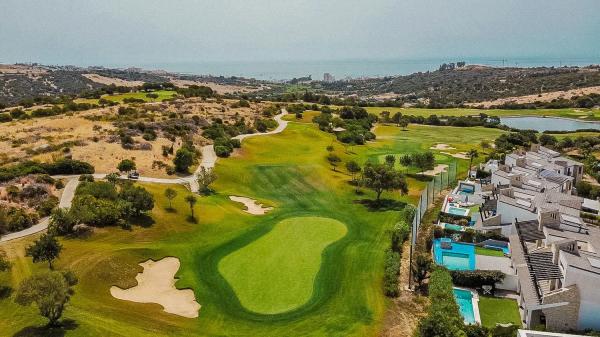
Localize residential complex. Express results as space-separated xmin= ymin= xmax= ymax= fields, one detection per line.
xmin=434 ymin=144 xmax=600 ymax=333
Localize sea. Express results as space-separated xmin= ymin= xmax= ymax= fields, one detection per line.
xmin=120 ymin=57 xmax=600 ymax=81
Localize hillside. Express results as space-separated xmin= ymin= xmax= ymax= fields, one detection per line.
xmin=313 ymin=65 xmax=600 ymax=106
xmin=0 ymin=64 xmax=264 ymax=107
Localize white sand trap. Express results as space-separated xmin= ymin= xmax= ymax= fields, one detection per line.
xmin=229 ymin=196 xmax=273 ymax=215
xmin=441 ymin=151 xmax=470 ymax=159
xmin=423 ymin=164 xmax=448 ymax=176
xmin=110 ymin=257 xmax=200 ymax=318
xmin=430 ymin=143 xmax=456 ymax=150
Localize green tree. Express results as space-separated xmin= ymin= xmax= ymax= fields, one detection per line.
xmin=362 ymin=163 xmax=408 ymax=201
xmin=413 ymin=152 xmax=435 ymax=175
xmin=326 ymin=153 xmax=341 ymax=171
xmin=105 ymin=172 xmax=120 ymax=185
xmin=164 ymin=188 xmax=177 ymax=209
xmin=0 ymin=251 xmax=10 ymax=273
xmin=117 ymin=159 xmax=136 ymax=173
xmin=146 ymin=93 xmax=159 ymax=101
xmin=197 ymin=167 xmax=217 ymax=194
xmin=14 ymin=271 xmax=78 ymax=326
xmin=48 ymin=208 xmax=79 ymax=236
xmin=173 ymin=148 xmax=194 ymax=173
xmin=412 ymin=253 xmax=432 ymax=292
xmin=467 ymin=149 xmax=479 ymax=178
xmin=398 ymin=118 xmax=409 ymax=130
xmin=391 ymin=112 xmax=402 ymax=126
xmin=185 ymin=195 xmax=197 ymax=220
xmin=119 ymin=185 xmax=154 ymax=216
xmin=26 ymin=234 xmax=62 ymax=269
xmin=385 ymin=154 xmax=396 ymax=168
xmin=380 ymin=110 xmax=391 ymax=123
xmin=346 ymin=160 xmax=361 ymax=184
xmin=480 ymin=140 xmax=491 ymax=153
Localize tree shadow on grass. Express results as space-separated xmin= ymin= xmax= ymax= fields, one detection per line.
xmin=186 ymin=215 xmax=197 ymax=224
xmin=164 ymin=207 xmax=177 ymax=213
xmin=0 ymin=285 xmax=12 ymax=299
xmin=130 ymin=214 xmax=155 ymax=228
xmin=355 ymin=198 xmax=407 ymax=212
xmin=13 ymin=319 xmax=78 ymax=337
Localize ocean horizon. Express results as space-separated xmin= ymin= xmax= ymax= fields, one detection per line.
xmin=108 ymin=56 xmax=600 ymax=81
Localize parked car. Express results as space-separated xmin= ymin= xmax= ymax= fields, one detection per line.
xmin=127 ymin=171 xmax=140 ymax=180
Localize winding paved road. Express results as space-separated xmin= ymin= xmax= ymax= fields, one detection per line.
xmin=0 ymin=109 xmax=288 ymax=243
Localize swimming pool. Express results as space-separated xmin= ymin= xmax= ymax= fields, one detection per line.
xmin=448 ymin=206 xmax=469 ymax=216
xmin=443 ymin=223 xmax=464 ymax=231
xmin=453 ymin=288 xmax=477 ymax=325
xmin=433 ymin=239 xmax=476 ymax=270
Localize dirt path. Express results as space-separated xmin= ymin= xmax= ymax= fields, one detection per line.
xmin=380 ymin=241 xmax=427 ymax=337
xmin=0 ymin=109 xmax=289 ymax=242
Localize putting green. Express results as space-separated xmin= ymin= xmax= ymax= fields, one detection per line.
xmin=218 ymin=216 xmax=347 ymax=315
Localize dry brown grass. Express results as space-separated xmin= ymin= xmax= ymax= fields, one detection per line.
xmin=0 ymin=99 xmax=271 ymax=177
xmin=468 ymin=85 xmax=600 ymax=108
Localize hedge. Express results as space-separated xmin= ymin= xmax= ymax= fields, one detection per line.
xmin=450 ymin=270 xmax=505 ymax=289
xmin=0 ymin=159 xmax=95 ymax=182
xmin=417 ymin=267 xmax=466 ymax=337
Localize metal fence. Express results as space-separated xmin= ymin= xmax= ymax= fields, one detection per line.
xmin=408 ymin=161 xmax=458 ymax=289
xmin=411 ymin=161 xmax=458 ymax=246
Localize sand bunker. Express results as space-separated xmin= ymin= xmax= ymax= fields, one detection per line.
xmin=430 ymin=143 xmax=456 ymax=150
xmin=441 ymin=151 xmax=470 ymax=159
xmin=423 ymin=164 xmax=448 ymax=176
xmin=229 ymin=196 xmax=273 ymax=215
xmin=110 ymin=257 xmax=200 ymax=318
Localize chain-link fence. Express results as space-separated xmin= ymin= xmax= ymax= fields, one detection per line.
xmin=411 ymin=161 xmax=458 ymax=246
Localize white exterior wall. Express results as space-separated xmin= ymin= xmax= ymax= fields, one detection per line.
xmin=505 ymin=156 xmax=518 ymax=168
xmin=496 ymin=274 xmax=519 ymax=291
xmin=496 ymin=202 xmax=537 ymax=224
xmin=561 ymin=262 xmax=600 ymax=330
xmin=492 ymin=174 xmax=510 ymax=187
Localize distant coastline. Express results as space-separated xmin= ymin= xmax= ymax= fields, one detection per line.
xmin=106 ymin=57 xmax=600 ymax=81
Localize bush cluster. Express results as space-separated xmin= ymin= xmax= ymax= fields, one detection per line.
xmin=0 ymin=159 xmax=95 ymax=183
xmin=450 ymin=270 xmax=505 ymax=289
xmin=417 ymin=267 xmax=465 ymax=337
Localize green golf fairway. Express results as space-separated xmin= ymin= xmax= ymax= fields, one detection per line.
xmin=219 ymin=217 xmax=347 ymax=314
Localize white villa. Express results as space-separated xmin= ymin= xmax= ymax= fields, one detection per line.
xmin=463 ymin=145 xmax=600 ymax=332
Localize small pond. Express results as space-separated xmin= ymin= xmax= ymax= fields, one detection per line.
xmin=500 ymin=117 xmax=600 ymax=132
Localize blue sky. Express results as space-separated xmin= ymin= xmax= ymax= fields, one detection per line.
xmin=1 ymin=0 xmax=599 ymax=66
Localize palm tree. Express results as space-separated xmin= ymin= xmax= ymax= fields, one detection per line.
xmin=185 ymin=195 xmax=197 ymax=220
xmin=467 ymin=149 xmax=479 ymax=179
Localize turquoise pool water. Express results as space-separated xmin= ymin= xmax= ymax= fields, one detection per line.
xmin=444 ymin=223 xmax=464 ymax=231
xmin=448 ymin=206 xmax=469 ymax=216
xmin=433 ymin=239 xmax=476 ymax=270
xmin=484 ymin=244 xmax=510 ymax=255
xmin=453 ymin=288 xmax=476 ymax=324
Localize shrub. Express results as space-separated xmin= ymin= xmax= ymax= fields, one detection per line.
xmin=173 ymin=148 xmax=194 ymax=172
xmin=214 ymin=145 xmax=232 ymax=157
xmin=54 ymin=180 xmax=65 ymax=189
xmin=383 ymin=249 xmax=401 ymax=297
xmin=450 ymin=270 xmax=505 ymax=289
xmin=118 ymin=184 xmax=154 ymax=216
xmin=78 ymin=174 xmax=95 ymax=182
xmin=417 ymin=267 xmax=465 ymax=337
xmin=37 ymin=196 xmax=59 ymax=217
xmin=0 ymin=206 xmax=39 ymax=234
xmin=75 ymin=181 xmax=118 ymax=200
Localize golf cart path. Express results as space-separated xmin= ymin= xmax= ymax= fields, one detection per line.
xmin=0 ymin=109 xmax=288 ymax=243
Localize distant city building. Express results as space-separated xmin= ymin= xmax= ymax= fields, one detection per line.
xmin=323 ymin=73 xmax=335 ymax=82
